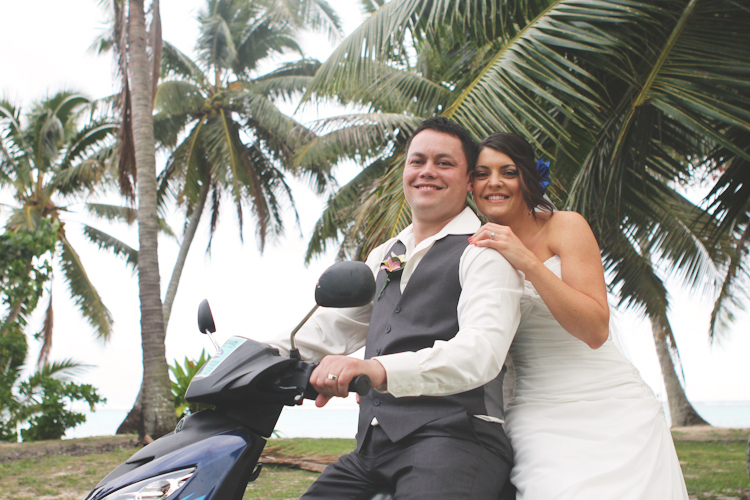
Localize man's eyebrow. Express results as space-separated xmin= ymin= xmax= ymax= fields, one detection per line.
xmin=435 ymin=152 xmax=457 ymax=160
xmin=408 ymin=151 xmax=457 ymax=159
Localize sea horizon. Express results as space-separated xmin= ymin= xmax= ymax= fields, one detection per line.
xmin=62 ymin=400 xmax=750 ymax=440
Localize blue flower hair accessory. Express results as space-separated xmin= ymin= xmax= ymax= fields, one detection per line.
xmin=536 ymin=158 xmax=551 ymax=192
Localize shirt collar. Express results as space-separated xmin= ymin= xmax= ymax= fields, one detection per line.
xmin=396 ymin=207 xmax=481 ymax=256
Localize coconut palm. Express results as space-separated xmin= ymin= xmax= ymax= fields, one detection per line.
xmin=0 ymin=92 xmax=120 ymax=365
xmin=299 ymin=0 xmax=750 ymax=426
xmin=109 ymin=0 xmax=175 ymax=440
xmin=154 ymin=0 xmax=341 ymax=326
xmin=108 ymin=0 xmax=342 ymax=438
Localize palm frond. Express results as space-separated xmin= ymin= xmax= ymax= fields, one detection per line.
xmin=161 ymin=41 xmax=210 ymax=87
xmin=59 ymin=235 xmax=113 ymax=342
xmin=85 ymin=203 xmax=138 ymax=224
xmin=28 ymin=358 xmax=91 ymax=385
xmin=36 ymin=290 xmax=54 ymax=368
xmin=82 ymin=225 xmax=139 ymax=271
xmin=603 ymin=231 xmax=669 ymax=320
xmin=155 ymin=81 xmax=206 ymax=117
xmin=232 ymin=14 xmax=303 ymax=75
xmin=293 ymin=113 xmax=420 ymax=173
xmin=709 ymin=220 xmax=750 ymax=342
xmin=263 ymin=0 xmax=343 ymax=41
xmin=198 ymin=10 xmax=238 ymax=72
xmin=305 ymin=158 xmax=390 ymax=263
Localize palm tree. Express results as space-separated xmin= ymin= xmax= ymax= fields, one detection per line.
xmin=110 ymin=0 xmax=175 ymax=440
xmin=109 ymin=0 xmax=342 ymax=438
xmin=299 ymin=0 xmax=750 ymax=426
xmin=154 ymin=0 xmax=340 ymax=326
xmin=0 ymin=92 xmax=119 ymax=365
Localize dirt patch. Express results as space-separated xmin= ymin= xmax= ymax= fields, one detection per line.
xmin=0 ymin=435 xmax=138 ymax=463
xmin=671 ymin=427 xmax=749 ymax=442
xmin=261 ymin=444 xmax=339 ymax=473
xmin=0 ymin=435 xmax=337 ymax=473
xmin=688 ymin=488 xmax=750 ymax=500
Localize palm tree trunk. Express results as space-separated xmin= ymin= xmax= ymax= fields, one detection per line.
xmin=128 ymin=0 xmax=174 ymax=439
xmin=651 ymin=314 xmax=709 ymax=427
xmin=162 ymin=182 xmax=210 ymax=327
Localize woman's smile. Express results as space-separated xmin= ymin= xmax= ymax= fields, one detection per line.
xmin=473 ymin=148 xmax=524 ymax=223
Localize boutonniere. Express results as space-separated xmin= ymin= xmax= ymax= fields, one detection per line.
xmin=377 ymin=252 xmax=407 ymax=300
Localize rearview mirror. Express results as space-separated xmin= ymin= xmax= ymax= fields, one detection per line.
xmin=315 ymin=261 xmax=376 ymax=308
xmin=197 ymin=299 xmax=216 ymax=334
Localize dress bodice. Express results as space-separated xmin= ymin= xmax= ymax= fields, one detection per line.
xmin=509 ymin=255 xmax=655 ymax=405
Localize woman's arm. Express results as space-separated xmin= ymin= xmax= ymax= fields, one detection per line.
xmin=471 ymin=211 xmax=609 ymax=348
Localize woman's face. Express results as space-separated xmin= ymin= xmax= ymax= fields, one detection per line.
xmin=472 ymin=148 xmax=526 ymax=223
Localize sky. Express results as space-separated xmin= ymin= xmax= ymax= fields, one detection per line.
xmin=1 ymin=0 xmax=749 ymax=423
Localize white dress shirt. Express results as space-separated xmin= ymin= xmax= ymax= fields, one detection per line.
xmin=270 ymin=207 xmax=523 ymax=399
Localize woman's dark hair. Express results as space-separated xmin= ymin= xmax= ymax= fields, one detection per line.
xmin=476 ymin=133 xmax=555 ymax=217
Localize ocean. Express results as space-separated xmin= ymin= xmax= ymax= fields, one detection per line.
xmin=64 ymin=401 xmax=750 ymax=440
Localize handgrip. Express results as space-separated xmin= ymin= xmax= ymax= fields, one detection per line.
xmin=348 ymin=375 xmax=371 ymax=395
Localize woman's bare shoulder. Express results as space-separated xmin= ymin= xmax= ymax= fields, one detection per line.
xmin=545 ymin=211 xmax=598 ymax=252
xmin=547 ymin=210 xmax=591 ymax=232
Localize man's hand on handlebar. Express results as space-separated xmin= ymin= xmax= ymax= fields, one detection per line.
xmin=310 ymin=357 xmax=386 ymax=408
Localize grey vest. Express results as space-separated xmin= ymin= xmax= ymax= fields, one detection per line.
xmin=358 ymin=234 xmax=505 ymax=445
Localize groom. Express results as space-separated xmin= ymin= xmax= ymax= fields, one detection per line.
xmin=272 ymin=117 xmax=522 ymax=499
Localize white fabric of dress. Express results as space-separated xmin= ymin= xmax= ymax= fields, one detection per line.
xmin=505 ymin=256 xmax=689 ymax=500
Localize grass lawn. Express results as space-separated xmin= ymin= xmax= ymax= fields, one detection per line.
xmin=0 ymin=432 xmax=747 ymax=499
xmin=675 ymin=441 xmax=749 ymax=499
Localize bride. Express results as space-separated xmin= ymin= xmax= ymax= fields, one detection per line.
xmin=469 ymin=132 xmax=689 ymax=499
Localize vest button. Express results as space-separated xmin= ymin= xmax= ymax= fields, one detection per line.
xmin=373 ymin=398 xmax=380 ymax=406
xmin=376 ymin=348 xmax=382 ymax=355
xmin=394 ymin=306 xmax=401 ymax=313
xmin=385 ymin=326 xmax=391 ymax=333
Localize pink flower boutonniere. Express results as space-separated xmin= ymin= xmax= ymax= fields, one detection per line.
xmin=377 ymin=252 xmax=407 ymax=300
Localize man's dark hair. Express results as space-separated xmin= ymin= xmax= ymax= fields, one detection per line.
xmin=405 ymin=117 xmax=479 ymax=174
xmin=477 ymin=133 xmax=555 ymax=218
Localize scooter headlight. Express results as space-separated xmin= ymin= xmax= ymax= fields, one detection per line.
xmin=97 ymin=468 xmax=195 ymax=499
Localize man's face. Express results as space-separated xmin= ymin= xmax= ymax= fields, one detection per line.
xmin=403 ymin=129 xmax=471 ymax=226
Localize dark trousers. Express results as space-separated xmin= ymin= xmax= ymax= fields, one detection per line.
xmin=302 ymin=413 xmax=515 ymax=500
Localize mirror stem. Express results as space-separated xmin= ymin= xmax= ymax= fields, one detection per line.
xmin=289 ymin=304 xmax=319 ymax=353
xmin=206 ymin=332 xmax=221 ymax=353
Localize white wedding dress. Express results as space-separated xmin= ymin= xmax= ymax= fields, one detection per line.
xmin=505 ymin=256 xmax=689 ymax=500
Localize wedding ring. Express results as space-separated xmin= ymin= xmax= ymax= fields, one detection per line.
xmin=327 ymin=374 xmax=338 ymax=381
xmin=490 ymin=232 xmax=495 ymax=239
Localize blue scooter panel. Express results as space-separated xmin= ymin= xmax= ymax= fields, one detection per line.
xmin=85 ymin=411 xmax=266 ymax=500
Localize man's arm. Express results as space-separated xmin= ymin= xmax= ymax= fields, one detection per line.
xmin=374 ymin=246 xmax=523 ymax=397
xmin=265 ymin=241 xmax=392 ymax=361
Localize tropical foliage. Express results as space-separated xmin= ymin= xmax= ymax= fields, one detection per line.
xmin=169 ymin=350 xmax=210 ymax=417
xmin=0 ymin=219 xmax=104 ymax=442
xmin=154 ymin=0 xmax=341 ymax=325
xmin=107 ymin=0 xmax=343 ymax=438
xmin=297 ymin=0 xmax=750 ymax=426
xmin=0 ymin=92 xmax=120 ymax=365
xmin=0 ymin=357 xmax=104 ymax=442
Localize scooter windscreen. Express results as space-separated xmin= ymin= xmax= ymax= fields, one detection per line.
xmin=186 ymin=337 xmax=313 ymax=408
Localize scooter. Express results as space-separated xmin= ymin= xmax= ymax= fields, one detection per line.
xmin=83 ymin=261 xmax=382 ymax=500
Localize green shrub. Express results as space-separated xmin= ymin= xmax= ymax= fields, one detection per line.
xmin=169 ymin=350 xmax=211 ymax=417
xmin=1 ymin=360 xmax=105 ymax=442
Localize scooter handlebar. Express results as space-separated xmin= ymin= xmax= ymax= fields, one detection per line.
xmin=348 ymin=375 xmax=371 ymax=395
